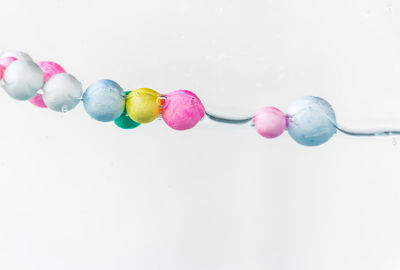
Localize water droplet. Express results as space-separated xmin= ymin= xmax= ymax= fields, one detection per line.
xmin=392 ymin=137 xmax=397 ymax=146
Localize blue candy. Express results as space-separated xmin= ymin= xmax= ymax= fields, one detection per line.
xmin=83 ymin=79 xmax=126 ymax=122
xmin=287 ymin=96 xmax=337 ymax=146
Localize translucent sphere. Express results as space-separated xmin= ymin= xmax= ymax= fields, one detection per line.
xmin=83 ymin=79 xmax=126 ymax=122
xmin=2 ymin=60 xmax=44 ymax=100
xmin=162 ymin=90 xmax=205 ymax=130
xmin=42 ymin=73 xmax=82 ymax=112
xmin=287 ymin=96 xmax=337 ymax=146
xmin=0 ymin=50 xmax=32 ymax=61
xmin=126 ymin=88 xmax=161 ymax=124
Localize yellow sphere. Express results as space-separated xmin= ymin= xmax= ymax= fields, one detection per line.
xmin=126 ymin=88 xmax=162 ymax=123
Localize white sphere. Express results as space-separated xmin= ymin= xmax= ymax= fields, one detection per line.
xmin=0 ymin=50 xmax=32 ymax=61
xmin=2 ymin=60 xmax=44 ymax=100
xmin=42 ymin=73 xmax=82 ymax=112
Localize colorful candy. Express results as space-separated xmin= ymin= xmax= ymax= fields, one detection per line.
xmin=126 ymin=88 xmax=161 ymax=124
xmin=162 ymin=90 xmax=205 ymax=130
xmin=2 ymin=60 xmax=44 ymax=100
xmin=42 ymin=73 xmax=82 ymax=112
xmin=286 ymin=96 xmax=337 ymax=146
xmin=83 ymin=79 xmax=126 ymax=122
xmin=253 ymin=107 xmax=287 ymax=138
xmin=29 ymin=61 xmax=66 ymax=108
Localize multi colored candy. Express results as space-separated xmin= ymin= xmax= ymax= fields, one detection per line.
xmin=0 ymin=50 xmax=344 ymax=147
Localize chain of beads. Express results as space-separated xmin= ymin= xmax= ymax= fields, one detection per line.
xmin=1 ymin=50 xmax=393 ymax=147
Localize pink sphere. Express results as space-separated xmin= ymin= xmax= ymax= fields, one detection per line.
xmin=162 ymin=90 xmax=205 ymax=130
xmin=0 ymin=57 xmax=17 ymax=68
xmin=29 ymin=61 xmax=66 ymax=108
xmin=253 ymin=107 xmax=287 ymax=138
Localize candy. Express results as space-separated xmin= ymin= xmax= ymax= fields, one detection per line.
xmin=126 ymin=88 xmax=161 ymax=124
xmin=114 ymin=92 xmax=141 ymax=129
xmin=2 ymin=60 xmax=44 ymax=100
xmin=162 ymin=90 xmax=205 ymax=130
xmin=253 ymin=107 xmax=287 ymax=138
xmin=29 ymin=61 xmax=66 ymax=108
xmin=286 ymin=96 xmax=337 ymax=146
xmin=83 ymin=79 xmax=126 ymax=122
xmin=42 ymin=73 xmax=82 ymax=112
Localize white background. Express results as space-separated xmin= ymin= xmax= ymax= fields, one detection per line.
xmin=1 ymin=0 xmax=400 ymax=269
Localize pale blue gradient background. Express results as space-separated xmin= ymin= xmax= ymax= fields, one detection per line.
xmin=1 ymin=0 xmax=400 ymax=270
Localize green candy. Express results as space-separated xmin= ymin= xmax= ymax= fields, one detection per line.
xmin=114 ymin=91 xmax=141 ymax=129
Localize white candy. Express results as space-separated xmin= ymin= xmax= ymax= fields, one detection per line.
xmin=2 ymin=60 xmax=44 ymax=100
xmin=0 ymin=50 xmax=33 ymax=61
xmin=42 ymin=73 xmax=82 ymax=112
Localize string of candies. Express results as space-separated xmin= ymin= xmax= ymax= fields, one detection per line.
xmin=0 ymin=50 xmax=394 ymax=147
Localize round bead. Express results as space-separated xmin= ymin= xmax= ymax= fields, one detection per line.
xmin=42 ymin=73 xmax=82 ymax=112
xmin=162 ymin=90 xmax=205 ymax=130
xmin=83 ymin=79 xmax=126 ymax=122
xmin=29 ymin=61 xmax=66 ymax=108
xmin=253 ymin=107 xmax=287 ymax=138
xmin=114 ymin=91 xmax=141 ymax=129
xmin=287 ymin=96 xmax=337 ymax=146
xmin=0 ymin=57 xmax=17 ymax=68
xmin=0 ymin=50 xmax=32 ymax=61
xmin=2 ymin=60 xmax=44 ymax=100
xmin=126 ymin=88 xmax=161 ymax=124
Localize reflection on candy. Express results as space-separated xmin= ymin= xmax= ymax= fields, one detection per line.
xmin=0 ymin=50 xmax=32 ymax=61
xmin=114 ymin=91 xmax=141 ymax=129
xmin=287 ymin=96 xmax=337 ymax=146
xmin=0 ymin=57 xmax=17 ymax=68
xmin=253 ymin=107 xmax=287 ymax=138
xmin=126 ymin=88 xmax=161 ymax=124
xmin=83 ymin=79 xmax=126 ymax=122
xmin=2 ymin=60 xmax=44 ymax=100
xmin=29 ymin=61 xmax=66 ymax=108
xmin=162 ymin=90 xmax=205 ymax=130
xmin=42 ymin=73 xmax=82 ymax=112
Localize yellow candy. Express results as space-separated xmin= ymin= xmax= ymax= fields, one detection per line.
xmin=126 ymin=88 xmax=162 ymax=123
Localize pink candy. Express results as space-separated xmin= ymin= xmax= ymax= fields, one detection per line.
xmin=253 ymin=107 xmax=287 ymax=138
xmin=29 ymin=61 xmax=66 ymax=108
xmin=162 ymin=90 xmax=205 ymax=130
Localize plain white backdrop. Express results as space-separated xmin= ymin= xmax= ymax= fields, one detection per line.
xmin=1 ymin=0 xmax=400 ymax=269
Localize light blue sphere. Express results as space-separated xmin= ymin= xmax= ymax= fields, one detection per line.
xmin=287 ymin=96 xmax=337 ymax=146
xmin=83 ymin=79 xmax=126 ymax=122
